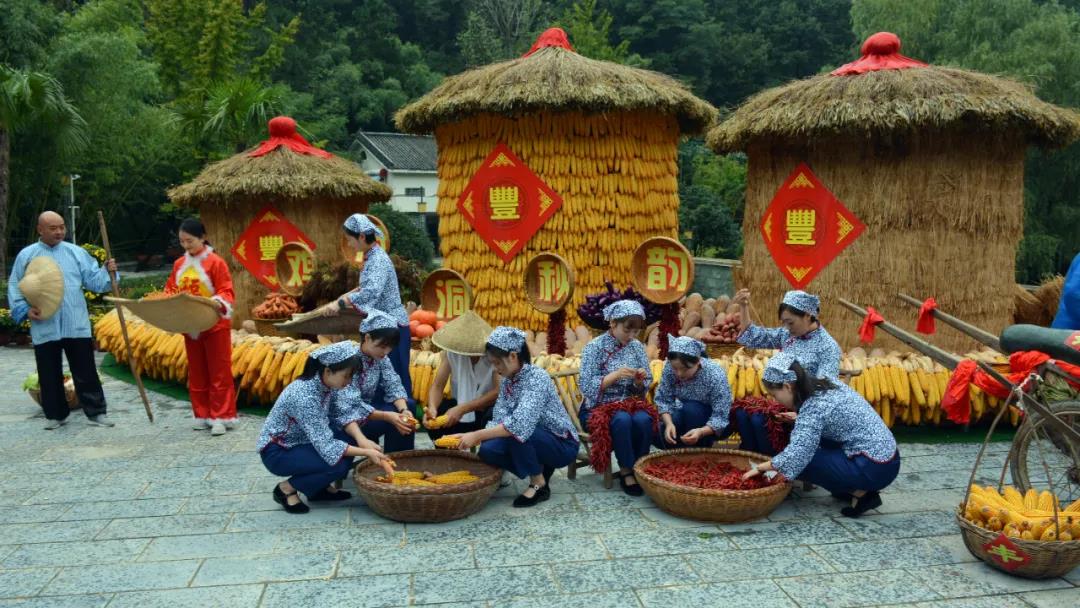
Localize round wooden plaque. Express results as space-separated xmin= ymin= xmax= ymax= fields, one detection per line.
xmin=523 ymin=252 xmax=575 ymax=314
xmin=630 ymin=237 xmax=695 ymax=305
xmin=420 ymin=268 xmax=473 ymax=321
xmin=274 ymin=241 xmax=317 ymax=296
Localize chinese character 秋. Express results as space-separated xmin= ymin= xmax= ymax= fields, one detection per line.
xmin=537 ymin=260 xmax=568 ymax=304
xmin=285 ymin=250 xmax=312 ymax=288
xmin=259 ymin=235 xmax=285 ymax=261
xmin=646 ymin=247 xmax=689 ymax=293
xmin=488 ymin=185 xmax=521 ymax=221
xmin=436 ymin=279 xmax=468 ymax=319
xmin=785 ymin=209 xmax=816 ymax=246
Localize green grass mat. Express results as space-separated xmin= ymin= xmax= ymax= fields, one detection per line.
xmin=99 ymin=354 xmax=271 ymax=416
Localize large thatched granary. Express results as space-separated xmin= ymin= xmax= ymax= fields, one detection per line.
xmin=709 ymin=33 xmax=1080 ymax=352
xmin=168 ymin=117 xmax=392 ymax=326
xmin=395 ymin=28 xmax=716 ymax=330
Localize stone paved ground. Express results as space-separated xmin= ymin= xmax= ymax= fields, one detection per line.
xmin=0 ymin=347 xmax=1077 ymax=608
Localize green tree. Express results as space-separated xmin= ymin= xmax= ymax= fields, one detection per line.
xmin=368 ymin=203 xmax=435 ymax=268
xmin=0 ymin=0 xmax=59 ymax=69
xmin=0 ymin=66 xmax=87 ymax=271
xmin=677 ymin=140 xmax=746 ymax=258
xmin=196 ymin=78 xmax=284 ymax=154
xmin=556 ymin=0 xmax=646 ymax=65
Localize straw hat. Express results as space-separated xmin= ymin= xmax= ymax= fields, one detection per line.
xmin=431 ymin=311 xmax=493 ymax=356
xmin=18 ymin=257 xmax=65 ymax=320
xmin=106 ymin=293 xmax=221 ymax=335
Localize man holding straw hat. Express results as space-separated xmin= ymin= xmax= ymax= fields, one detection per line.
xmin=423 ymin=311 xmax=501 ymax=441
xmin=8 ymin=211 xmax=118 ymax=429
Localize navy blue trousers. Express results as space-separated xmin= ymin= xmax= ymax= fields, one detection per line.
xmin=734 ymin=410 xmax=778 ymax=455
xmin=390 ymin=323 xmax=413 ymax=406
xmin=478 ymin=427 xmax=579 ymax=479
xmin=361 ymin=401 xmax=416 ymax=453
xmin=580 ymin=407 xmax=654 ymax=469
xmin=261 ymin=429 xmax=355 ymax=497
xmin=655 ymin=399 xmax=728 ymax=449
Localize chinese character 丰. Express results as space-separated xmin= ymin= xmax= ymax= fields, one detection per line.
xmin=489 ymin=186 xmax=521 ymax=221
xmin=785 ymin=209 xmax=816 ymax=246
xmin=259 ymin=235 xmax=285 ymax=261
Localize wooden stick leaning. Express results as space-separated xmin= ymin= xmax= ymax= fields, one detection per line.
xmin=97 ymin=211 xmax=154 ymax=423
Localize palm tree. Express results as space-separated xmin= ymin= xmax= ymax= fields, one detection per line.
xmin=0 ymin=65 xmax=88 ymax=271
xmin=181 ymin=78 xmax=281 ymax=155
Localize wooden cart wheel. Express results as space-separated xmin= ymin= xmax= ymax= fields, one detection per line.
xmin=1008 ymin=399 xmax=1080 ymax=504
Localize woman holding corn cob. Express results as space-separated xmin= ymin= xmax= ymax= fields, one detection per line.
xmin=423 ymin=311 xmax=500 ymax=441
xmin=577 ymin=300 xmax=654 ymax=496
xmin=258 ymin=342 xmax=390 ymax=514
xmin=447 ymin=327 xmax=579 ymax=508
xmin=742 ymin=353 xmax=900 ymax=517
xmin=164 ymin=219 xmax=237 ymax=436
xmin=349 ymin=310 xmax=416 ymax=454
xmin=654 ymin=335 xmax=734 ymax=450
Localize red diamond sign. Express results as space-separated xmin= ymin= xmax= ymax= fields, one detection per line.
xmin=231 ymin=205 xmax=316 ymax=289
xmin=982 ymin=533 xmax=1031 ymax=571
xmin=456 ymin=143 xmax=563 ymax=263
xmin=760 ymin=163 xmax=865 ymax=289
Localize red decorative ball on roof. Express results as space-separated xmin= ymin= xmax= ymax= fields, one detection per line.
xmin=267 ymin=116 xmax=298 ymax=137
xmin=249 ymin=116 xmax=332 ymax=159
xmin=861 ymin=32 xmax=902 ymax=56
xmin=523 ymin=27 xmax=575 ymax=57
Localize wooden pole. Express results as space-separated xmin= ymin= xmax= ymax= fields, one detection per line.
xmin=895 ymin=293 xmax=1002 ymax=352
xmin=836 ymin=298 xmax=963 ymax=370
xmin=97 ymin=211 xmax=154 ymax=422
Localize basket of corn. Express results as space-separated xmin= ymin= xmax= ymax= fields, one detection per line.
xmin=352 ymin=449 xmax=501 ymax=523
xmin=633 ymin=448 xmax=792 ymax=523
xmin=958 ymin=484 xmax=1080 ymax=579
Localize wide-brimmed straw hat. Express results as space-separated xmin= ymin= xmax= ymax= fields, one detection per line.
xmin=18 ymin=257 xmax=65 ymax=320
xmin=106 ymin=293 xmax=221 ymax=335
xmin=431 ymin=311 xmax=493 ymax=356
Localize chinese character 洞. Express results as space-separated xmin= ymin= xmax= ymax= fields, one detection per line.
xmin=259 ymin=235 xmax=285 ymax=261
xmin=285 ymin=251 xmax=312 ymax=288
xmin=645 ymin=247 xmax=689 ymax=293
xmin=785 ymin=209 xmax=816 ymax=246
xmin=537 ymin=260 xmax=568 ymax=304
xmin=488 ymin=185 xmax=521 ymax=221
xmin=436 ymin=279 xmax=468 ymax=319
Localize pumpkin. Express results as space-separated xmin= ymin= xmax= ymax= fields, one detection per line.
xmin=414 ymin=323 xmax=435 ymax=338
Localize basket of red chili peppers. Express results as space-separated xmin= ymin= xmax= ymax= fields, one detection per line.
xmin=633 ymin=448 xmax=792 ymax=523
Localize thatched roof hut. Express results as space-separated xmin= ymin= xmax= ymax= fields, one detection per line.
xmin=709 ymin=32 xmax=1080 ymax=352
xmin=168 ymin=116 xmax=392 ymax=326
xmin=396 ymin=28 xmax=717 ymax=329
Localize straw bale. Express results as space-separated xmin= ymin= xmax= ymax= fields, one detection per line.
xmin=709 ymin=67 xmax=1080 ymax=153
xmin=395 ymin=45 xmax=716 ymax=136
xmin=736 ymin=132 xmax=1023 ymax=353
xmin=1013 ymin=285 xmax=1052 ymax=326
xmin=1034 ymin=275 xmax=1064 ymax=320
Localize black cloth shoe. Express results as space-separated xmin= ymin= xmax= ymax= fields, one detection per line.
xmin=831 ymin=492 xmax=854 ymax=502
xmin=310 ymin=487 xmax=352 ymax=502
xmin=513 ymin=483 xmax=551 ymax=508
xmin=617 ymin=472 xmax=645 ymax=497
xmin=840 ymin=491 xmax=881 ymax=518
xmin=273 ymin=484 xmax=310 ymax=514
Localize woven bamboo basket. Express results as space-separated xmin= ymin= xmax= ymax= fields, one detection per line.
xmin=634 ymin=448 xmax=792 ymax=523
xmin=955 ymin=510 xmax=1080 ymax=578
xmin=706 ymin=343 xmax=754 ymax=359
xmin=252 ymin=318 xmax=294 ymax=338
xmin=352 ymin=449 xmax=501 ymax=523
xmin=27 ymin=376 xmax=80 ymax=410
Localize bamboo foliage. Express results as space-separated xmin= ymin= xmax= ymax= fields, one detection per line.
xmin=434 ymin=110 xmax=681 ymax=329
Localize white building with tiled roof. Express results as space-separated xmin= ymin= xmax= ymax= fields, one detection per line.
xmin=350 ymin=131 xmax=438 ymax=216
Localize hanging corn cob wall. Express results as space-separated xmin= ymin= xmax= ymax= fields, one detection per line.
xmin=434 ymin=110 xmax=681 ymax=330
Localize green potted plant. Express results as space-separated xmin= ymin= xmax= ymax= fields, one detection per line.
xmin=0 ymin=308 xmax=15 ymax=346
xmin=13 ymin=318 xmax=31 ymax=346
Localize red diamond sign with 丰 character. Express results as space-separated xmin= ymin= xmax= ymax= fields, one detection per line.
xmin=456 ymin=143 xmax=564 ymax=263
xmin=231 ymin=205 xmax=316 ymax=289
xmin=981 ymin=533 xmax=1031 ymax=571
xmin=760 ymin=163 xmax=865 ymax=289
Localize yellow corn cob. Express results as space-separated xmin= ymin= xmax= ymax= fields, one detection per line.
xmin=1024 ymin=489 xmax=1040 ymax=510
xmin=425 ymin=415 xmax=451 ymax=430
xmin=434 ymin=436 xmax=461 ymax=449
xmin=1037 ymin=490 xmax=1057 ymax=513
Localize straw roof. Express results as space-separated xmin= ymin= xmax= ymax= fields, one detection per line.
xmin=710 ymin=60 xmax=1080 ymax=153
xmin=169 ymin=119 xmax=392 ymax=208
xmin=395 ymin=30 xmax=717 ymax=135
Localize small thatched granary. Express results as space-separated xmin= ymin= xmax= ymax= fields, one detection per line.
xmin=396 ymin=28 xmax=716 ymax=330
xmin=709 ymin=32 xmax=1080 ymax=352
xmin=168 ymin=117 xmax=392 ymax=326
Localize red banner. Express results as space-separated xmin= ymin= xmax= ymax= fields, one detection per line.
xmin=455 ymin=144 xmax=563 ymax=263
xmin=231 ymin=206 xmax=316 ymax=290
xmin=760 ymin=163 xmax=865 ymax=289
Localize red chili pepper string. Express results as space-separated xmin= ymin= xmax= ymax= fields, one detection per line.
xmin=643 ymin=459 xmax=777 ymax=490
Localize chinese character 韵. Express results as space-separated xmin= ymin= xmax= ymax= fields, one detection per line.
xmin=646 ymin=247 xmax=689 ymax=293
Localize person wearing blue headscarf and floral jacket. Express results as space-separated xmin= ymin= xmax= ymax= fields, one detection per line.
xmin=741 ymin=352 xmax=900 ymax=518
xmin=449 ymin=327 xmax=579 ymax=508
xmin=654 ymin=335 xmax=733 ymax=449
xmin=735 ymin=289 xmax=841 ymax=380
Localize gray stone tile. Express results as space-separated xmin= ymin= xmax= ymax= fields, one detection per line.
xmin=571 ymin=491 xmax=652 ymax=510
xmin=902 ymin=598 xmax=1035 ymax=608
xmin=472 ymin=494 xmax=579 ymax=520
xmin=552 ymin=556 xmax=698 ymax=593
xmin=3 ymin=539 xmax=148 ymax=568
xmin=137 ymin=478 xmax=256 ymax=500
xmin=105 ymin=466 xmax=213 ymax=484
xmin=0 ymin=595 xmax=111 ymax=608
xmin=639 ymin=506 xmax=734 ymax=528
xmin=413 ymin=565 xmax=555 ymax=604
xmin=274 ymin=525 xmax=404 ymax=553
xmin=765 ymin=496 xmax=847 ymax=521
xmin=476 ymin=535 xmax=606 ymax=568
xmin=180 ymin=493 xmax=278 ymax=515
xmin=42 ymin=559 xmax=200 ymax=595
xmin=689 ymin=546 xmax=835 ymax=582
xmin=23 ymin=481 xmax=149 ymax=504
xmin=406 ymin=516 xmax=531 ymax=544
xmin=227 ymin=508 xmax=347 ymax=532
xmin=774 ymin=568 xmax=941 ymax=608
xmin=491 ymin=590 xmax=641 ymax=608
xmin=347 ymin=505 xmax=395 ymax=526
xmin=1020 ymin=589 xmax=1080 ymax=608
xmin=261 ymin=574 xmax=411 ymax=608
xmin=835 ymin=510 xmax=957 ymax=541
xmin=720 ymin=518 xmax=858 ymax=549
xmin=340 ymin=541 xmax=473 ymax=576
xmin=55 ymin=498 xmax=187 ymax=522
xmin=0 ymin=520 xmax=110 ymax=546
xmin=193 ymin=552 xmax=337 ymax=586
xmin=811 ymin=535 xmax=976 ymax=572
xmin=0 ymin=567 xmax=58 ymax=598
xmin=0 ymin=504 xmax=71 ymax=524
xmin=96 ymin=514 xmax=232 ymax=539
xmin=916 ymin=563 xmax=1072 ymax=599
xmin=636 ymin=579 xmax=797 ymax=608
xmin=525 ymin=509 xmax=652 ymax=536
xmin=599 ymin=528 xmax=733 ymax=559
xmin=205 ymin=464 xmax=276 ymax=480
xmin=105 ymin=584 xmax=265 ymax=608
xmin=139 ymin=531 xmax=281 ymax=561
xmin=876 ymin=489 xmax=965 ymax=514
xmin=1066 ymin=565 xmax=1080 ymax=585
